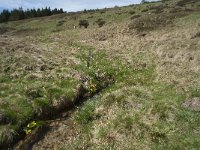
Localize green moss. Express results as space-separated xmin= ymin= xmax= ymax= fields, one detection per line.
xmin=190 ymin=88 xmax=200 ymax=98
xmin=74 ymin=101 xmax=96 ymax=125
xmin=47 ymin=87 xmax=64 ymax=100
xmin=33 ymin=97 xmax=51 ymax=108
xmin=0 ymin=0 xmax=200 ymax=149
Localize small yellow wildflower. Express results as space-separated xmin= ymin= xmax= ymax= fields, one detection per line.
xmin=25 ymin=129 xmax=31 ymax=135
xmin=27 ymin=121 xmax=37 ymax=128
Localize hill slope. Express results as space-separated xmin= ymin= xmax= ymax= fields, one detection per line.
xmin=0 ymin=0 xmax=200 ymax=149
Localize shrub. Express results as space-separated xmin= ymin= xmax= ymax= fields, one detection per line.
xmin=141 ymin=9 xmax=149 ymax=12
xmin=176 ymin=0 xmax=196 ymax=7
xmin=25 ymin=88 xmax=44 ymax=100
xmin=56 ymin=20 xmax=66 ymax=26
xmin=129 ymin=13 xmax=185 ymax=32
xmin=149 ymin=5 xmax=168 ymax=14
xmin=130 ymin=15 xmax=141 ymax=20
xmin=96 ymin=18 xmax=106 ymax=27
xmin=74 ymin=101 xmax=96 ymax=124
xmin=100 ymin=11 xmax=105 ymax=14
xmin=79 ymin=20 xmax=89 ymax=28
xmin=129 ymin=11 xmax=136 ymax=15
xmin=0 ymin=128 xmax=16 ymax=147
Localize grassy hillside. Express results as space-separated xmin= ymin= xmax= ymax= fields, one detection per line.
xmin=0 ymin=0 xmax=200 ymax=149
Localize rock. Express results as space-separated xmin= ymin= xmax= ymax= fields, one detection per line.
xmin=191 ymin=32 xmax=200 ymax=39
xmin=182 ymin=97 xmax=200 ymax=111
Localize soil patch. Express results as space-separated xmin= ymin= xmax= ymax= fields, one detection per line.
xmin=182 ymin=97 xmax=200 ymax=111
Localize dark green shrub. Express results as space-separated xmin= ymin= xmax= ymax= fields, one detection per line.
xmin=96 ymin=18 xmax=106 ymax=27
xmin=74 ymin=101 xmax=96 ymax=124
xmin=25 ymin=88 xmax=44 ymax=100
xmin=176 ymin=0 xmax=196 ymax=7
xmin=129 ymin=13 xmax=185 ymax=32
xmin=100 ymin=11 xmax=105 ymax=14
xmin=129 ymin=11 xmax=136 ymax=15
xmin=130 ymin=15 xmax=141 ymax=20
xmin=79 ymin=19 xmax=89 ymax=28
xmin=56 ymin=20 xmax=66 ymax=26
xmin=141 ymin=9 xmax=149 ymax=12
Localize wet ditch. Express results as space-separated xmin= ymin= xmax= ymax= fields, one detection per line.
xmin=7 ymin=82 xmax=109 ymax=150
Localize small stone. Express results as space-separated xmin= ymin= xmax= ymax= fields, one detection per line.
xmin=182 ymin=97 xmax=200 ymax=111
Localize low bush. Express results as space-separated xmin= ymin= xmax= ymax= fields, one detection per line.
xmin=56 ymin=20 xmax=66 ymax=26
xmin=130 ymin=15 xmax=141 ymax=20
xmin=176 ymin=0 xmax=196 ymax=7
xmin=129 ymin=11 xmax=136 ymax=15
xmin=79 ymin=20 xmax=89 ymax=28
xmin=96 ymin=18 xmax=106 ymax=27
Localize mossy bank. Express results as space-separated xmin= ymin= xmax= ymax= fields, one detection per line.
xmin=0 ymin=0 xmax=200 ymax=149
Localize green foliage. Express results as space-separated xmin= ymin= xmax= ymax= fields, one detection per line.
xmin=141 ymin=0 xmax=149 ymax=4
xmin=74 ymin=44 xmax=117 ymax=94
xmin=47 ymin=87 xmax=64 ymax=100
xmin=0 ymin=0 xmax=200 ymax=149
xmin=74 ymin=101 xmax=96 ymax=124
xmin=190 ymin=88 xmax=200 ymax=97
xmin=79 ymin=20 xmax=89 ymax=28
xmin=56 ymin=20 xmax=66 ymax=27
xmin=33 ymin=97 xmax=50 ymax=108
xmin=3 ymin=110 xmax=18 ymax=124
xmin=0 ymin=10 xmax=10 ymax=23
xmin=96 ymin=18 xmax=106 ymax=27
xmin=129 ymin=14 xmax=172 ymax=32
xmin=24 ymin=121 xmax=37 ymax=135
xmin=0 ymin=7 xmax=64 ymax=23
xmin=0 ymin=128 xmax=16 ymax=147
xmin=25 ymin=88 xmax=44 ymax=100
xmin=129 ymin=11 xmax=186 ymax=32
xmin=130 ymin=15 xmax=141 ymax=20
xmin=24 ymin=121 xmax=44 ymax=135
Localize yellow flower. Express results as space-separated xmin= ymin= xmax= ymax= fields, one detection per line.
xmin=25 ymin=129 xmax=31 ymax=135
xmin=27 ymin=121 xmax=37 ymax=128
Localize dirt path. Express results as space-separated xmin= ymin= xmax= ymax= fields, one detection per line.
xmin=14 ymin=110 xmax=79 ymax=150
xmin=32 ymin=110 xmax=79 ymax=150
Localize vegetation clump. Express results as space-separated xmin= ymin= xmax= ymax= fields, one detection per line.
xmin=129 ymin=13 xmax=185 ymax=32
xmin=79 ymin=20 xmax=89 ymax=28
xmin=96 ymin=18 xmax=106 ymax=27
xmin=0 ymin=0 xmax=200 ymax=149
xmin=56 ymin=20 xmax=66 ymax=27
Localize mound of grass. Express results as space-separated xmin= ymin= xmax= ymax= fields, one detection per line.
xmin=66 ymin=59 xmax=200 ymax=149
xmin=79 ymin=20 xmax=89 ymax=28
xmin=96 ymin=18 xmax=106 ymax=27
xmin=0 ymin=0 xmax=200 ymax=149
xmin=129 ymin=12 xmax=186 ymax=32
xmin=176 ymin=0 xmax=196 ymax=7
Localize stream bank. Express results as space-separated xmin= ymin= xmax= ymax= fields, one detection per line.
xmin=13 ymin=83 xmax=109 ymax=150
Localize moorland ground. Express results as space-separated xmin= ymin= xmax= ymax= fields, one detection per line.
xmin=0 ymin=0 xmax=200 ymax=149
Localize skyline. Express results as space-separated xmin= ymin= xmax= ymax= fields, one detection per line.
xmin=0 ymin=0 xmax=158 ymax=12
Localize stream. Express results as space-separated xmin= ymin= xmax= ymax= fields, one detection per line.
xmin=32 ymin=110 xmax=78 ymax=150
xmin=14 ymin=109 xmax=79 ymax=150
xmin=14 ymin=94 xmax=100 ymax=150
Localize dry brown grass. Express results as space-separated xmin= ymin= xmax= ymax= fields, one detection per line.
xmin=0 ymin=0 xmax=200 ymax=149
